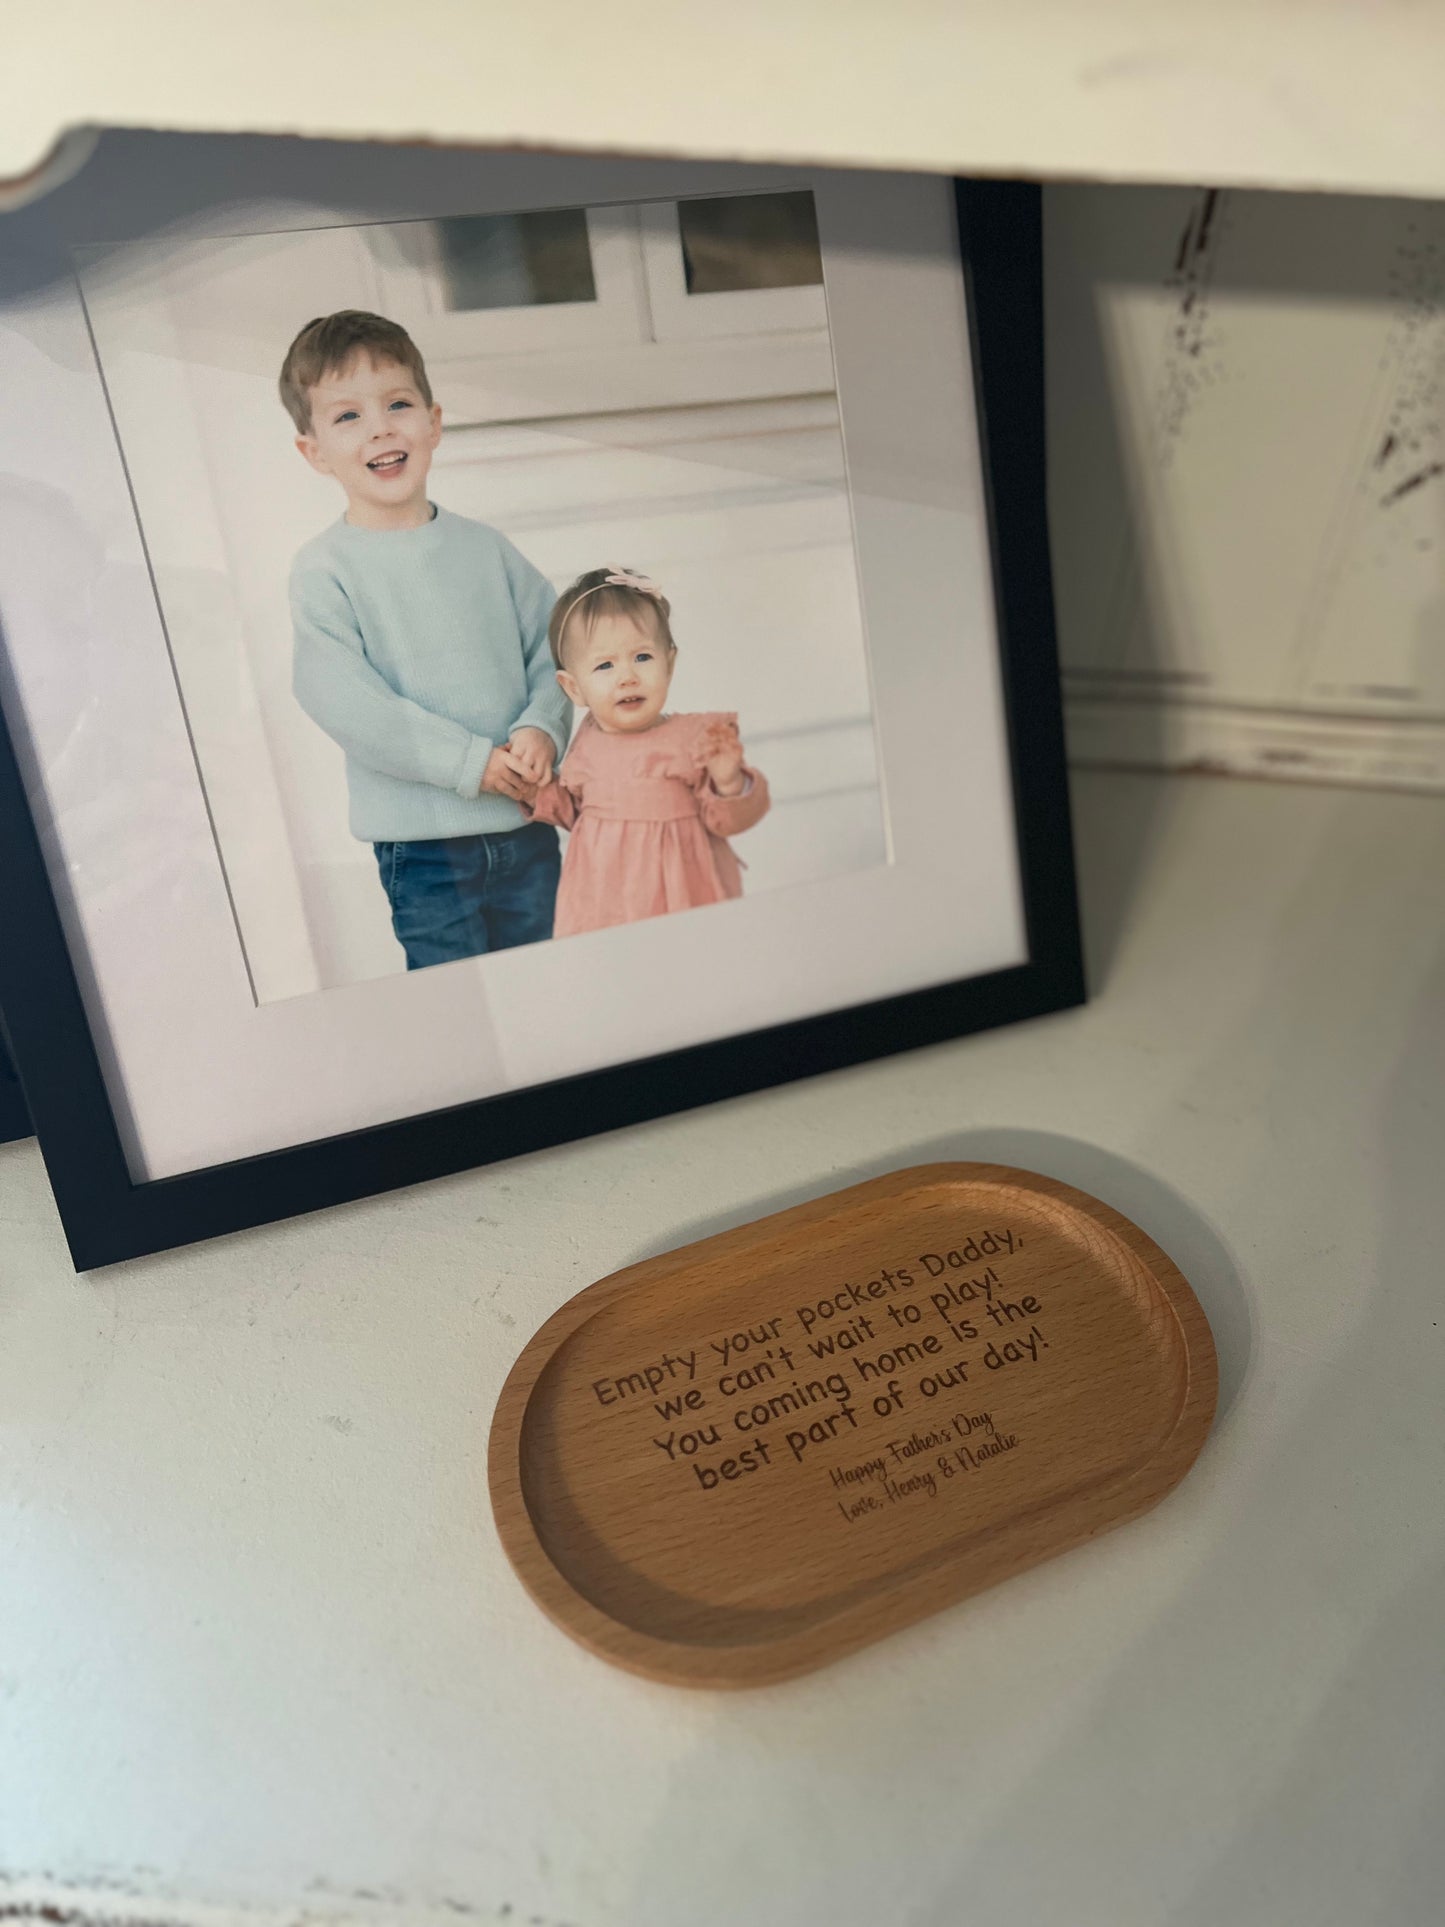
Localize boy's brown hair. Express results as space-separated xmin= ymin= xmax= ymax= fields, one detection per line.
xmin=278 ymin=310 xmax=433 ymax=433
xmin=548 ymin=568 xmax=676 ymax=671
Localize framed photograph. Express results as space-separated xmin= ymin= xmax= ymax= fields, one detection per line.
xmin=0 ymin=133 xmax=1081 ymax=1269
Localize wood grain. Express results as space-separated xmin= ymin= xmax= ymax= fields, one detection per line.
xmin=488 ymin=1163 xmax=1217 ymax=1686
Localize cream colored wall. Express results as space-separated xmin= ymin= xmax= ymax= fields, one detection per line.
xmin=1048 ymin=182 xmax=1445 ymax=791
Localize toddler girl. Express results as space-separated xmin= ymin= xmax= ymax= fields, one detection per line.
xmin=526 ymin=567 xmax=770 ymax=938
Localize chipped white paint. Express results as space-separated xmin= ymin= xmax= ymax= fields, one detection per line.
xmin=3 ymin=769 xmax=1445 ymax=1925
xmin=0 ymin=126 xmax=99 ymax=213
xmin=1048 ymin=183 xmax=1445 ymax=789
xmin=0 ymin=1885 xmax=572 ymax=1926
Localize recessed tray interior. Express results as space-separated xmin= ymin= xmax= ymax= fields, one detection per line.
xmin=489 ymin=1164 xmax=1217 ymax=1686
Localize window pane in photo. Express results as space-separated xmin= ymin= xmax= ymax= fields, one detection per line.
xmin=436 ymin=209 xmax=597 ymax=311
xmin=678 ymin=191 xmax=823 ymax=295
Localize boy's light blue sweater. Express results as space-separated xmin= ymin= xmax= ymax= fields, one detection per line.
xmin=289 ymin=505 xmax=571 ymax=842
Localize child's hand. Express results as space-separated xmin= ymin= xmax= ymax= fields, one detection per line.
xmin=480 ymin=744 xmax=537 ymax=801
xmin=698 ymin=716 xmax=746 ymax=796
xmin=504 ymin=727 xmax=557 ymax=788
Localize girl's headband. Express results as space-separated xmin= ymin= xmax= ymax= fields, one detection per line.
xmin=567 ymin=568 xmax=664 ymax=615
xmin=558 ymin=566 xmax=670 ymax=666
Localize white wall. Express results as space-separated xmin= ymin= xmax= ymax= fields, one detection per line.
xmin=1047 ymin=183 xmax=1445 ymax=790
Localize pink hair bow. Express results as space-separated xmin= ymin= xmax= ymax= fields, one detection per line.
xmin=603 ymin=569 xmax=663 ymax=599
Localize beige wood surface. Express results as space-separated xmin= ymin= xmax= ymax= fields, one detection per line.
xmin=489 ymin=1162 xmax=1217 ymax=1686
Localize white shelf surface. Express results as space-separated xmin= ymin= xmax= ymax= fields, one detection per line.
xmin=10 ymin=1 xmax=1445 ymax=205
xmin=2 ymin=766 xmax=1443 ymax=1926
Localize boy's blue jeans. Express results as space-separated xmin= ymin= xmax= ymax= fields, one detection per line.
xmin=372 ymin=822 xmax=561 ymax=969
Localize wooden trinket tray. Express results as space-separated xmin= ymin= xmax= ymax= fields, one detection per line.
xmin=488 ymin=1164 xmax=1217 ymax=1686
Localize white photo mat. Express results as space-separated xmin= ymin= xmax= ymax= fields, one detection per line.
xmin=0 ymin=155 xmax=1025 ymax=1183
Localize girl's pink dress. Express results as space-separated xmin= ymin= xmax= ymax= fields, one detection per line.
xmin=529 ymin=712 xmax=770 ymax=938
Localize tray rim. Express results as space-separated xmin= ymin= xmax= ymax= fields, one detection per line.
xmin=487 ymin=1161 xmax=1219 ymax=1688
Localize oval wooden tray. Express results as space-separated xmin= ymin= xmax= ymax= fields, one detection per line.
xmin=488 ymin=1163 xmax=1217 ymax=1687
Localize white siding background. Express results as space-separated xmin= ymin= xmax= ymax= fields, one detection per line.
xmin=77 ymin=208 xmax=884 ymax=1004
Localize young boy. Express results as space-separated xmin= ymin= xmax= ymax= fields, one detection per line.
xmin=280 ymin=309 xmax=570 ymax=969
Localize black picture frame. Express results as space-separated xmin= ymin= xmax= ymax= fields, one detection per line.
xmin=0 ymin=177 xmax=1082 ymax=1270
xmin=0 ymin=1023 xmax=32 ymax=1144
